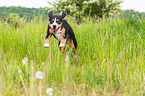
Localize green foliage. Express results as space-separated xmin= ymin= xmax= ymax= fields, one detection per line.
xmin=84 ymin=0 xmax=122 ymax=17
xmin=126 ymin=12 xmax=143 ymax=30
xmin=4 ymin=13 xmax=24 ymax=28
xmin=123 ymin=9 xmax=145 ymax=19
xmin=0 ymin=6 xmax=48 ymax=20
xmin=48 ymin=0 xmax=122 ymax=21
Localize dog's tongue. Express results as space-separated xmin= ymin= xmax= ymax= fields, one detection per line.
xmin=53 ymin=29 xmax=58 ymax=32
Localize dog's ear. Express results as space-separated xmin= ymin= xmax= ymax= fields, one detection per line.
xmin=48 ymin=11 xmax=53 ymax=18
xmin=61 ymin=12 xmax=67 ymax=18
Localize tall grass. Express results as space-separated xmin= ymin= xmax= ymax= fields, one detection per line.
xmin=0 ymin=16 xmax=144 ymax=95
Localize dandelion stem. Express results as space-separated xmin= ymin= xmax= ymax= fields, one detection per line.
xmin=19 ymin=72 xmax=28 ymax=96
xmin=38 ymin=80 xmax=42 ymax=96
xmin=25 ymin=64 xmax=28 ymax=89
xmin=30 ymin=60 xmax=34 ymax=96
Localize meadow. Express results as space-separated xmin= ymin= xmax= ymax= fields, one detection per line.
xmin=0 ymin=16 xmax=145 ymax=96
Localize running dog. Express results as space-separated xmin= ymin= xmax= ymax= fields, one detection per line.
xmin=44 ymin=11 xmax=77 ymax=58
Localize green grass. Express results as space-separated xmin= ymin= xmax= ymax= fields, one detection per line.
xmin=0 ymin=16 xmax=145 ymax=96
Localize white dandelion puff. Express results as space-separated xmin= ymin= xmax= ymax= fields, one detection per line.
xmin=46 ymin=88 xmax=53 ymax=96
xmin=35 ymin=71 xmax=44 ymax=79
xmin=22 ymin=57 xmax=28 ymax=64
xmin=18 ymin=69 xmax=22 ymax=73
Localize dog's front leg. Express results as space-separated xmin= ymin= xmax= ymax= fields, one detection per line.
xmin=59 ymin=28 xmax=68 ymax=47
xmin=59 ymin=39 xmax=67 ymax=47
xmin=44 ymin=26 xmax=53 ymax=47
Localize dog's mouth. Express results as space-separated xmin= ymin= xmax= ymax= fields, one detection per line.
xmin=52 ymin=28 xmax=58 ymax=32
xmin=52 ymin=26 xmax=61 ymax=32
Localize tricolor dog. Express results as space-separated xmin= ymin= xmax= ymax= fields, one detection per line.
xmin=44 ymin=11 xmax=77 ymax=58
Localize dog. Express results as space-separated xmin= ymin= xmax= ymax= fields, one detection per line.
xmin=44 ymin=11 xmax=77 ymax=59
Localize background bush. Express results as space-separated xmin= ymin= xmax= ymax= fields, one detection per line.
xmin=48 ymin=0 xmax=122 ymax=21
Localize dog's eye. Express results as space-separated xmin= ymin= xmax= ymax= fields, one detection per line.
xmin=50 ymin=20 xmax=54 ymax=24
xmin=57 ymin=20 xmax=61 ymax=24
xmin=50 ymin=21 xmax=53 ymax=24
xmin=57 ymin=22 xmax=61 ymax=24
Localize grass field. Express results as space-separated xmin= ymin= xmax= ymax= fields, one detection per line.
xmin=0 ymin=16 xmax=145 ymax=96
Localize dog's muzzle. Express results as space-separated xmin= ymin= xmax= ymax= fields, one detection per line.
xmin=53 ymin=25 xmax=56 ymax=29
xmin=52 ymin=26 xmax=60 ymax=32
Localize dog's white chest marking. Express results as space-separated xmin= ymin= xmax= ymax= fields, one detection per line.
xmin=53 ymin=29 xmax=63 ymax=41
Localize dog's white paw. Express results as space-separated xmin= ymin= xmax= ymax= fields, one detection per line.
xmin=44 ymin=43 xmax=49 ymax=47
xmin=59 ymin=44 xmax=65 ymax=47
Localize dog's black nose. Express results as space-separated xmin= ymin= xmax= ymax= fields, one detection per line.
xmin=53 ymin=25 xmax=56 ymax=29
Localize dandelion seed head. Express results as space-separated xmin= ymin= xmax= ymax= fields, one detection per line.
xmin=22 ymin=57 xmax=28 ymax=64
xmin=35 ymin=71 xmax=44 ymax=79
xmin=46 ymin=88 xmax=53 ymax=96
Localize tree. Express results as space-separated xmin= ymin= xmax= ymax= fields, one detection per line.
xmin=48 ymin=0 xmax=122 ymax=22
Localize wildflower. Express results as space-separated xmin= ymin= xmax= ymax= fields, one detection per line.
xmin=35 ymin=71 xmax=44 ymax=79
xmin=64 ymin=6 xmax=67 ymax=8
xmin=89 ymin=1 xmax=92 ymax=3
xmin=60 ymin=11 xmax=63 ymax=15
xmin=68 ymin=4 xmax=72 ymax=8
xmin=83 ymin=1 xmax=88 ymax=4
xmin=89 ymin=0 xmax=96 ymax=3
xmin=106 ymin=4 xmax=109 ymax=8
xmin=46 ymin=88 xmax=53 ymax=96
xmin=22 ymin=57 xmax=28 ymax=64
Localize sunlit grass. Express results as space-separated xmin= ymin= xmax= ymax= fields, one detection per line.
xmin=0 ymin=16 xmax=144 ymax=95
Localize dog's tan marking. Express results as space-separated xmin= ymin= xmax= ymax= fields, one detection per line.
xmin=69 ymin=39 xmax=77 ymax=56
xmin=61 ymin=46 xmax=66 ymax=55
xmin=45 ymin=35 xmax=51 ymax=44
xmin=49 ymin=28 xmax=53 ymax=33
xmin=49 ymin=24 xmax=52 ymax=29
xmin=62 ymin=27 xmax=65 ymax=37
xmin=44 ymin=29 xmax=52 ymax=46
xmin=60 ymin=39 xmax=66 ymax=44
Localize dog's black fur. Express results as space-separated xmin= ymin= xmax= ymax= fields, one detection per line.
xmin=44 ymin=11 xmax=77 ymax=57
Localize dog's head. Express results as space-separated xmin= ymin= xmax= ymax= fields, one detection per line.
xmin=48 ymin=11 xmax=67 ymax=32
